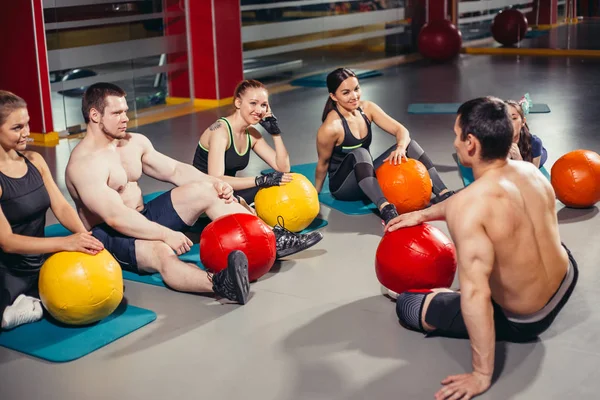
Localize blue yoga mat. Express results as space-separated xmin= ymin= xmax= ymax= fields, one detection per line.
xmin=408 ymin=103 xmax=551 ymax=114
xmin=452 ymin=153 xmax=551 ymax=187
xmin=262 ymin=163 xmax=378 ymax=216
xmin=290 ymin=69 xmax=382 ymax=88
xmin=0 ymin=302 xmax=156 ymax=363
xmin=142 ymin=190 xmax=167 ymax=203
xmin=44 ymin=223 xmax=71 ymax=238
xmin=525 ymin=30 xmax=549 ymax=39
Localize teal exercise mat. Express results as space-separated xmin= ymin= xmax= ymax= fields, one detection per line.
xmin=44 ymin=223 xmax=71 ymax=238
xmin=142 ymin=190 xmax=167 ymax=203
xmin=452 ymin=153 xmax=476 ymax=186
xmin=525 ymin=30 xmax=549 ymax=39
xmin=301 ymin=217 xmax=328 ymax=233
xmin=262 ymin=163 xmax=378 ymax=216
xmin=452 ymin=153 xmax=550 ymax=187
xmin=408 ymin=103 xmax=551 ymax=114
xmin=0 ymin=302 xmax=156 ymax=363
xmin=290 ymin=69 xmax=382 ymax=88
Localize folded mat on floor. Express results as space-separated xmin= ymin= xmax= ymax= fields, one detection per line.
xmin=0 ymin=302 xmax=156 ymax=363
xmin=290 ymin=69 xmax=382 ymax=88
xmin=408 ymin=103 xmax=551 ymax=114
xmin=262 ymin=163 xmax=377 ymax=216
xmin=525 ymin=30 xmax=550 ymax=38
xmin=452 ymin=153 xmax=551 ymax=187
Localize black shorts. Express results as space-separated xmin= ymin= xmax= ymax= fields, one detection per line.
xmin=91 ymin=190 xmax=189 ymax=272
xmin=424 ymin=246 xmax=579 ymax=342
xmin=0 ymin=267 xmax=40 ymax=320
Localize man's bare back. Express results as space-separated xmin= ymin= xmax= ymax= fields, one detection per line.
xmin=446 ymin=160 xmax=569 ymax=315
xmin=66 ymin=133 xmax=149 ymax=230
xmin=389 ymin=97 xmax=578 ymax=399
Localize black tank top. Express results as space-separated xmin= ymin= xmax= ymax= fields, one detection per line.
xmin=328 ymin=107 xmax=373 ymax=175
xmin=192 ymin=117 xmax=252 ymax=177
xmin=0 ymin=153 xmax=51 ymax=272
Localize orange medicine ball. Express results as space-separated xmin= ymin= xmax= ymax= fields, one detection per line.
xmin=376 ymin=159 xmax=432 ymax=214
xmin=551 ymin=150 xmax=600 ymax=208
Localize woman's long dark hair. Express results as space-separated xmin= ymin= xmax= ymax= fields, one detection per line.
xmin=322 ymin=68 xmax=357 ymax=122
xmin=505 ymin=100 xmax=533 ymax=162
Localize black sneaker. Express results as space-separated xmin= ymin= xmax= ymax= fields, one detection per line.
xmin=430 ymin=190 xmax=455 ymax=205
xmin=273 ymin=216 xmax=324 ymax=259
xmin=211 ymin=250 xmax=250 ymax=305
xmin=380 ymin=203 xmax=399 ymax=226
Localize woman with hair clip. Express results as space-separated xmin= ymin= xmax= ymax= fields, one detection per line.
xmin=456 ymin=94 xmax=549 ymax=186
xmin=0 ymin=90 xmax=104 ymax=331
xmin=506 ymin=94 xmax=548 ymax=168
xmin=315 ymin=68 xmax=455 ymax=227
xmin=192 ymin=79 xmax=323 ymax=259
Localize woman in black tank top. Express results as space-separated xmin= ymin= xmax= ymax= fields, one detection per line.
xmin=192 ymin=80 xmax=294 ymax=205
xmin=192 ymin=81 xmax=324 ymax=259
xmin=0 ymin=91 xmax=104 ymax=330
xmin=315 ymin=68 xmax=455 ymax=227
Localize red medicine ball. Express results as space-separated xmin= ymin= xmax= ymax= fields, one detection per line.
xmin=375 ymin=224 xmax=457 ymax=295
xmin=418 ymin=20 xmax=462 ymax=62
xmin=200 ymin=213 xmax=277 ymax=282
xmin=491 ymin=8 xmax=528 ymax=46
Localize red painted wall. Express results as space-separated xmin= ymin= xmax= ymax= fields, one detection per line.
xmin=214 ymin=0 xmax=244 ymax=99
xmin=0 ymin=0 xmax=53 ymax=133
xmin=165 ymin=0 xmax=191 ymax=98
xmin=166 ymin=0 xmax=243 ymax=101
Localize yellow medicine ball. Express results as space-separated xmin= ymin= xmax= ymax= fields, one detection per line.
xmin=39 ymin=249 xmax=123 ymax=326
xmin=255 ymin=173 xmax=320 ymax=232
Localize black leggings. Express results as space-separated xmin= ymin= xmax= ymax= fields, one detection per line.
xmin=421 ymin=245 xmax=578 ymax=342
xmin=329 ymin=139 xmax=448 ymax=205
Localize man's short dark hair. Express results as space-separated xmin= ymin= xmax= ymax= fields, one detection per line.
xmin=82 ymin=83 xmax=127 ymax=124
xmin=457 ymin=97 xmax=513 ymax=161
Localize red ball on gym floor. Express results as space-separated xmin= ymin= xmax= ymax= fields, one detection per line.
xmin=418 ymin=20 xmax=462 ymax=62
xmin=200 ymin=213 xmax=277 ymax=282
xmin=375 ymin=224 xmax=457 ymax=295
xmin=491 ymin=8 xmax=529 ymax=46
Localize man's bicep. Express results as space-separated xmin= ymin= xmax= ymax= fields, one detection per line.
xmin=70 ymin=168 xmax=123 ymax=220
xmin=139 ymin=136 xmax=177 ymax=180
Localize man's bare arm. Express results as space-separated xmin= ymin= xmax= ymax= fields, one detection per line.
xmin=68 ymin=160 xmax=171 ymax=241
xmin=385 ymin=194 xmax=452 ymax=231
xmin=450 ymin=203 xmax=496 ymax=380
xmin=137 ymin=134 xmax=221 ymax=186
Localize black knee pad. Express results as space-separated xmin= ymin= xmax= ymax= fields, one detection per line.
xmin=396 ymin=289 xmax=431 ymax=333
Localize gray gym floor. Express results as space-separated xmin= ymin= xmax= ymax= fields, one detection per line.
xmin=1 ymin=53 xmax=599 ymax=399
